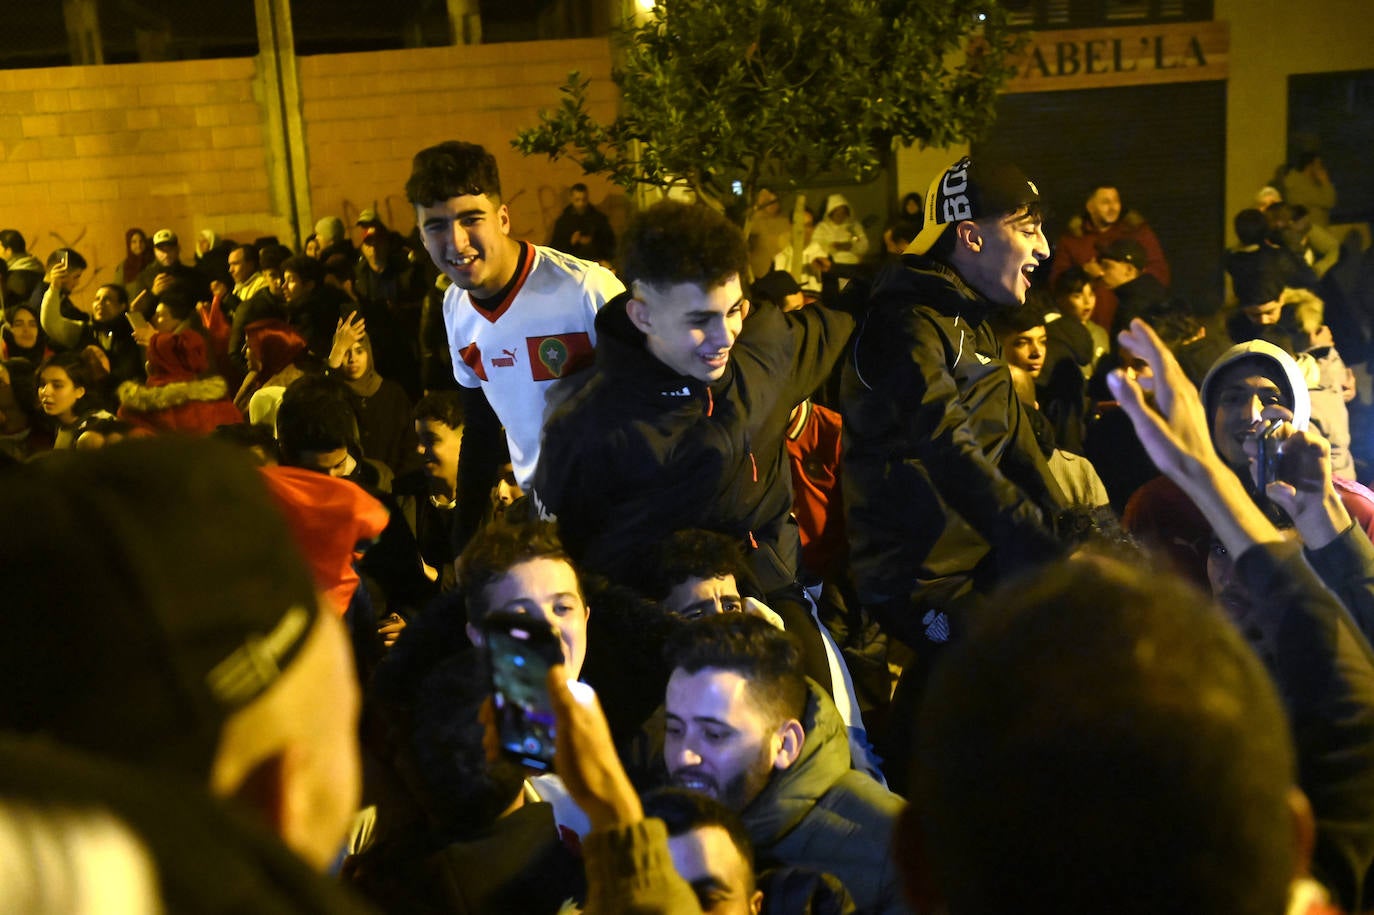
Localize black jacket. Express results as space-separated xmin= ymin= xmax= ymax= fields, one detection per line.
xmin=533 ymin=297 xmax=853 ymax=592
xmin=548 ymin=204 xmax=616 ymax=264
xmin=841 ymin=256 xmax=1067 ymax=613
xmin=1239 ymin=535 xmax=1374 ymax=911
xmin=392 ymin=469 xmax=464 ymax=595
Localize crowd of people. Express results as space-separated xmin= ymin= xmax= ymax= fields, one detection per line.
xmin=3 ymin=140 xmax=1374 ymax=915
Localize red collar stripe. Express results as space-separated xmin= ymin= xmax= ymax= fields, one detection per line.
xmin=470 ymin=241 xmax=535 ymax=324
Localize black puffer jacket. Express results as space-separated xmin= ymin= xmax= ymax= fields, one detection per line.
xmin=841 ymin=255 xmax=1067 ymax=614
xmin=534 ymin=296 xmax=853 ymax=592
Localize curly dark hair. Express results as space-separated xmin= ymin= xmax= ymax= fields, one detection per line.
xmin=1052 ymin=266 xmax=1093 ymax=301
xmin=989 ymin=290 xmax=1050 ymax=337
xmin=650 ymin=528 xmax=747 ymax=601
xmin=275 ymin=374 xmax=360 ymax=463
xmin=405 ymin=141 xmax=502 ymax=208
xmin=620 ymin=201 xmax=748 ymax=291
xmin=279 ymin=255 xmax=324 ymax=287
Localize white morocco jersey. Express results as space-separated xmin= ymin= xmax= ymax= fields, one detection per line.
xmin=443 ymin=241 xmax=624 ymax=487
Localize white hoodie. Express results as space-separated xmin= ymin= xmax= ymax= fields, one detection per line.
xmin=812 ymin=193 xmax=869 ymax=265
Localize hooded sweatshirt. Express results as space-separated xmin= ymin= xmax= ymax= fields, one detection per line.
xmin=812 ymin=194 xmax=869 ymax=265
xmin=1126 ymin=339 xmax=1374 ymax=586
xmin=1199 ymin=339 xmax=1313 ymax=440
xmin=116 ymin=331 xmax=242 ymax=435
xmin=741 ymin=680 xmax=910 ymax=914
xmin=335 ymin=333 xmax=417 ymax=475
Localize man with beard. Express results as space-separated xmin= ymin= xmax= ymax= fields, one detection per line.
xmin=131 ymin=229 xmax=209 ymax=301
xmin=1049 ymin=183 xmax=1171 ymax=333
xmin=662 ymin=614 xmax=909 ymax=914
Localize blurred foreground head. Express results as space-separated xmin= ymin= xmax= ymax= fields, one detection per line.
xmin=0 ymin=437 xmax=361 ymax=870
xmin=904 ymin=552 xmax=1302 ymax=915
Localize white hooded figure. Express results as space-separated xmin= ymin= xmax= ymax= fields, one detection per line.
xmin=812 ymin=193 xmax=869 ymax=265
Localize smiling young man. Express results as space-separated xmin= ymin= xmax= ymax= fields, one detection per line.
xmin=406 ymin=141 xmax=626 ymax=549
xmin=842 ymin=156 xmax=1073 ymax=659
xmin=532 ymin=200 xmax=854 ymax=602
xmin=1124 ymin=338 xmax=1374 ymax=590
xmin=457 ymin=518 xmax=591 ymax=680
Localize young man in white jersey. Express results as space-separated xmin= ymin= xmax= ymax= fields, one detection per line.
xmin=407 ymin=141 xmax=627 ymax=545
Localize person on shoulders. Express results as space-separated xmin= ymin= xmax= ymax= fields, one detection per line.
xmin=407 ymin=141 xmax=626 ymax=549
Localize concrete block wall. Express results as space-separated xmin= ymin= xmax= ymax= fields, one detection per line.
xmin=0 ymin=37 xmax=620 ymax=296
xmin=0 ymin=57 xmax=270 ymax=288
xmin=298 ymin=37 xmax=623 ymax=248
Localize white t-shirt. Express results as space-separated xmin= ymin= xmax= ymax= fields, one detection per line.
xmin=443 ymin=242 xmax=624 ymax=487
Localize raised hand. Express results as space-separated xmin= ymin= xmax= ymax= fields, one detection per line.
xmin=328 ymin=311 xmax=366 ymax=369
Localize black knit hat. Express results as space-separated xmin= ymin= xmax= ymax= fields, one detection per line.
xmin=1098 ymin=238 xmax=1148 ymax=269
xmin=750 ymin=269 xmax=802 ymax=309
xmin=0 ymin=437 xmax=320 ymax=778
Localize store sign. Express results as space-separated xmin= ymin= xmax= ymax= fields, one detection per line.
xmin=1005 ymin=20 xmax=1228 ymax=93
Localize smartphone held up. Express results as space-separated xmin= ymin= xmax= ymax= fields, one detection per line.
xmin=483 ymin=611 xmax=563 ymax=771
xmin=1255 ymin=418 xmax=1284 ymax=489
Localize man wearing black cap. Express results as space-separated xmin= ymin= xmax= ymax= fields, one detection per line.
xmin=841 ymin=156 xmax=1071 ymax=658
xmin=0 ymin=438 xmax=371 ymax=912
xmin=354 ymin=207 xmax=429 ymax=376
xmin=750 ymin=268 xmax=805 ymax=313
xmin=1098 ymin=237 xmax=1169 ymax=338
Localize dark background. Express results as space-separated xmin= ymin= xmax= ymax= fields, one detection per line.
xmin=0 ymin=0 xmax=582 ymax=68
xmin=1288 ymin=69 xmax=1374 ymax=229
xmin=976 ymin=80 xmax=1228 ymax=312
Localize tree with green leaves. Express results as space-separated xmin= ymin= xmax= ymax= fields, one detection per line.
xmin=514 ymin=0 xmax=1021 ymax=239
